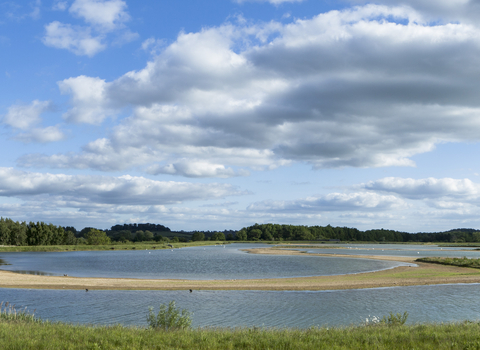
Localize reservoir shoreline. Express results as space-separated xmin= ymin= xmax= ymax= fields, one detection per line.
xmin=1 ymin=247 xmax=480 ymax=291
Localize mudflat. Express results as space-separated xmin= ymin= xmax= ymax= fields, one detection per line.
xmin=1 ymin=247 xmax=479 ymax=291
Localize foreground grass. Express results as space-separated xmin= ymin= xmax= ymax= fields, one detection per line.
xmin=2 ymin=319 xmax=480 ymax=349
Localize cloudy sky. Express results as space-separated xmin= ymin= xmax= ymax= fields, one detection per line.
xmin=2 ymin=0 xmax=480 ymax=232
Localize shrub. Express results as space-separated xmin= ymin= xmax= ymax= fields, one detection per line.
xmin=147 ymin=301 xmax=192 ymax=331
xmin=381 ymin=311 xmax=408 ymax=326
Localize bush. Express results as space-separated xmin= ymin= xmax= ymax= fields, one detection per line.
xmin=381 ymin=311 xmax=409 ymax=326
xmin=147 ymin=301 xmax=192 ymax=331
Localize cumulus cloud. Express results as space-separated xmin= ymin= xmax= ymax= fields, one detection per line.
xmin=43 ymin=0 xmax=135 ymax=56
xmin=43 ymin=21 xmax=105 ymax=57
xmin=53 ymin=1 xmax=69 ymax=11
xmin=146 ymin=160 xmax=250 ymax=178
xmin=349 ymin=0 xmax=480 ymax=24
xmin=69 ymin=0 xmax=129 ymax=31
xmin=364 ymin=177 xmax=480 ymax=200
xmin=58 ymin=75 xmax=114 ymax=123
xmin=3 ymin=100 xmax=53 ymax=130
xmin=15 ymin=126 xmax=66 ymax=144
xmin=29 ymin=4 xmax=480 ymax=176
xmin=2 ymin=101 xmax=65 ymax=143
xmin=248 ymin=192 xmax=406 ymax=212
xmin=0 ymin=167 xmax=246 ymax=205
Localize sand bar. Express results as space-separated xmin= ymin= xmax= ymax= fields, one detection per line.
xmin=1 ymin=247 xmax=480 ymax=291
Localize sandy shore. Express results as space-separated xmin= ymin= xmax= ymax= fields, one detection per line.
xmin=1 ymin=247 xmax=480 ymax=291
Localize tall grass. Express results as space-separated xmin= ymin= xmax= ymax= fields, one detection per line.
xmin=0 ymin=302 xmax=40 ymax=323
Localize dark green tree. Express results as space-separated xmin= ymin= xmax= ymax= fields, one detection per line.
xmin=191 ymin=232 xmax=205 ymax=241
xmin=210 ymin=232 xmax=225 ymax=241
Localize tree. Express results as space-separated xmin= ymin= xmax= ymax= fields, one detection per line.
xmin=211 ymin=232 xmax=225 ymax=241
xmin=144 ymin=230 xmax=154 ymax=241
xmin=248 ymin=229 xmax=262 ymax=241
xmin=191 ymin=232 xmax=205 ymax=241
xmin=236 ymin=229 xmax=247 ymax=241
xmin=86 ymin=229 xmax=111 ymax=245
xmin=63 ymin=230 xmax=77 ymax=245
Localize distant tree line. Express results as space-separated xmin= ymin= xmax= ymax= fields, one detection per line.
xmin=234 ymin=224 xmax=480 ymax=243
xmin=2 ymin=216 xmax=480 ymax=246
xmin=0 ymin=218 xmax=76 ymax=246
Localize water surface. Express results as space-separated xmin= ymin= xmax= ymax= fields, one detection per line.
xmin=1 ymin=284 xmax=480 ymax=328
xmin=0 ymin=243 xmax=410 ymax=279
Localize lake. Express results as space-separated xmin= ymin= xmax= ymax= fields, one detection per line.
xmin=0 ymin=243 xmax=412 ymax=279
xmin=0 ymin=243 xmax=479 ymax=328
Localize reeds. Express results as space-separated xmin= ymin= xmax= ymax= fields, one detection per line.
xmin=0 ymin=302 xmax=39 ymax=323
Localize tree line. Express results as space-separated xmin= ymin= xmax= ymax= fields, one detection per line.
xmin=235 ymin=224 xmax=480 ymax=243
xmin=1 ymin=216 xmax=480 ymax=246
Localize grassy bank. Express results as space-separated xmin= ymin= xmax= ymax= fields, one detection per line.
xmin=2 ymin=318 xmax=480 ymax=349
xmin=417 ymin=256 xmax=480 ymax=269
xmin=0 ymin=241 xmax=222 ymax=253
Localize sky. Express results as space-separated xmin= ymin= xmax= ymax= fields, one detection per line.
xmin=2 ymin=0 xmax=480 ymax=233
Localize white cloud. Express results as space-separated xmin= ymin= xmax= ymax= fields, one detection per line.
xmin=248 ymin=192 xmax=406 ymax=212
xmin=0 ymin=167 xmax=246 ymax=205
xmin=28 ymin=5 xmax=480 ymax=177
xmin=3 ymin=100 xmax=53 ymax=130
xmin=348 ymin=0 xmax=480 ymax=24
xmin=43 ymin=21 xmax=105 ymax=56
xmin=69 ymin=0 xmax=129 ymax=31
xmin=58 ymin=75 xmax=113 ymax=123
xmin=364 ymin=177 xmax=480 ymax=200
xmin=53 ymin=1 xmax=69 ymax=11
xmin=141 ymin=37 xmax=166 ymax=55
xmin=15 ymin=126 xmax=66 ymax=144
xmin=146 ymin=160 xmax=249 ymax=178
xmin=43 ymin=0 xmax=135 ymax=56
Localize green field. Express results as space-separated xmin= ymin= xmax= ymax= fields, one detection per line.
xmin=2 ymin=317 xmax=480 ymax=349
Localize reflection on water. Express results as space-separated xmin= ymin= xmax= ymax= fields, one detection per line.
xmin=1 ymin=284 xmax=480 ymax=328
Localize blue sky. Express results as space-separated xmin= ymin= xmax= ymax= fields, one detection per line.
xmin=2 ymin=0 xmax=480 ymax=232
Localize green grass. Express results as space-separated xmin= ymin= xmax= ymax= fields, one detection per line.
xmin=417 ymin=256 xmax=480 ymax=269
xmin=1 ymin=305 xmax=480 ymax=349
xmin=3 ymin=318 xmax=480 ymax=349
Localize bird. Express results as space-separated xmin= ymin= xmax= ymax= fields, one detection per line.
xmin=189 ymin=289 xmax=193 ymax=293
xmin=86 ymin=289 xmax=88 ymax=292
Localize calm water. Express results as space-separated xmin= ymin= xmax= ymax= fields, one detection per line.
xmin=293 ymin=243 xmax=480 ymax=258
xmin=1 ymin=243 xmax=479 ymax=328
xmin=1 ymin=284 xmax=480 ymax=328
xmin=0 ymin=244 xmax=411 ymax=279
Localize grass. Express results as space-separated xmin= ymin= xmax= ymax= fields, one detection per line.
xmin=417 ymin=256 xmax=480 ymax=269
xmin=2 ymin=304 xmax=480 ymax=349
xmin=2 ymin=316 xmax=480 ymax=349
